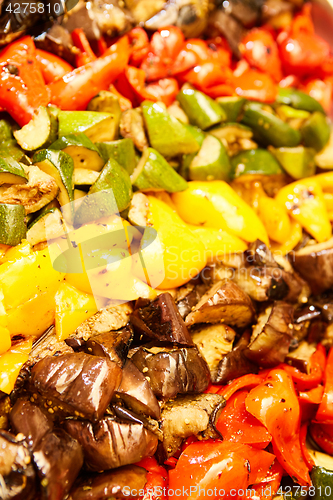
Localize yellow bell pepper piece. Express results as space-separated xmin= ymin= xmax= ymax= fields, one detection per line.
xmin=258 ymin=196 xmax=291 ymax=244
xmin=133 ymin=196 xmax=207 ymax=289
xmin=0 ymin=338 xmax=32 ymax=394
xmin=275 ymin=178 xmax=332 ymax=243
xmin=0 ymin=244 xmax=10 ymax=263
xmin=187 ymin=225 xmax=247 ymax=263
xmin=310 ymin=172 xmax=333 ymax=192
xmin=55 ymin=282 xmax=98 ymax=341
xmin=6 ymin=283 xmax=59 ymax=338
xmin=171 ymin=181 xmax=269 ymax=244
xmin=1 ymin=239 xmax=31 ymax=264
xmin=324 ymin=192 xmax=333 ymax=212
xmin=0 ymin=326 xmax=11 ymax=355
xmin=271 ymin=220 xmax=303 ymax=256
xmin=0 ymin=247 xmax=65 ymax=309
xmin=0 ymin=288 xmax=7 ymax=328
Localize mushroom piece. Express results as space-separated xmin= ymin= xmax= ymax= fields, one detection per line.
xmin=29 ymin=353 xmax=122 ymax=421
xmin=130 ymin=344 xmax=210 ymax=400
xmin=119 ymin=108 xmax=149 ymax=152
xmin=68 ymin=465 xmax=147 ymax=500
xmin=85 ymin=325 xmax=133 ymax=367
xmin=64 ymin=417 xmax=158 ymax=471
xmin=0 ymin=430 xmax=36 ymax=500
xmin=33 ymin=428 xmax=83 ymax=500
xmin=293 ymin=238 xmax=333 ymax=295
xmin=131 ymin=293 xmax=194 ymax=346
xmin=215 ymin=331 xmax=258 ymax=384
xmin=114 ymin=360 xmax=161 ymax=420
xmin=245 ymin=301 xmax=294 ymax=367
xmin=159 ymin=393 xmax=225 ymax=459
xmin=185 ymin=280 xmax=255 ymax=329
xmin=190 ymin=324 xmax=236 ymax=382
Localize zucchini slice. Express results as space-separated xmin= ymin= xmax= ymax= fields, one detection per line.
xmin=216 ymin=96 xmax=246 ymax=122
xmin=0 ymin=203 xmax=26 ymax=245
xmin=58 ymin=110 xmax=119 ymax=142
xmin=96 ymin=138 xmax=137 ymax=175
xmin=74 ymin=158 xmax=133 ymax=227
xmin=189 ymin=135 xmax=231 ymax=182
xmin=33 ymin=149 xmax=74 ymax=206
xmin=131 ymin=147 xmax=188 ymax=192
xmin=50 ymin=133 xmax=104 ymax=172
xmin=73 ymin=168 xmax=100 ymax=186
xmin=0 ymin=156 xmax=28 ymax=185
xmin=176 ymin=86 xmax=226 ymax=130
xmin=27 ymin=206 xmax=67 ymax=246
xmin=13 ymin=106 xmax=56 ymax=151
xmin=87 ymin=91 xmax=121 ymax=116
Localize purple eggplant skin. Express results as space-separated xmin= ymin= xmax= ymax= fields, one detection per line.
xmin=215 ymin=331 xmax=258 ymax=384
xmin=30 ymin=353 xmax=122 ymax=421
xmin=244 ymin=301 xmax=294 ymax=368
xmin=33 ymin=428 xmax=84 ymax=500
xmin=10 ymin=400 xmax=53 ymax=450
xmin=64 ymin=417 xmax=158 ymax=471
xmin=130 ymin=293 xmax=194 ymax=345
xmin=85 ymin=325 xmax=134 ymax=367
xmin=130 ymin=344 xmax=211 ymax=400
xmin=0 ymin=430 xmax=36 ymax=500
xmin=68 ymin=465 xmax=147 ymax=500
xmin=292 ymin=239 xmax=333 ymax=295
xmin=114 ymin=360 xmax=161 ymax=420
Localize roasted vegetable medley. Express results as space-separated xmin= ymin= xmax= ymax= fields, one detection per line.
xmin=3 ymin=0 xmax=333 ymax=499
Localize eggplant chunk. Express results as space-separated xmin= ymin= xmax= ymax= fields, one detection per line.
xmin=28 ymin=327 xmax=74 ymax=367
xmin=0 ymin=431 xmax=36 ymax=500
xmin=33 ymin=428 xmax=83 ymax=500
xmin=176 ymin=282 xmax=207 ymax=319
xmin=114 ymin=360 xmax=160 ymax=420
xmin=130 ymin=344 xmax=210 ymax=400
xmin=131 ymin=293 xmax=193 ymax=345
xmin=215 ymin=331 xmax=258 ymax=384
xmin=10 ymin=400 xmax=53 ymax=450
xmin=293 ymin=238 xmax=333 ymax=295
xmin=191 ymin=324 xmax=236 ymax=381
xmin=85 ymin=325 xmax=133 ymax=367
xmin=245 ymin=302 xmax=294 ymax=367
xmin=34 ymin=24 xmax=77 ymax=66
xmin=120 ymin=108 xmax=149 ymax=152
xmin=64 ymin=417 xmax=158 ymax=471
xmin=68 ymin=465 xmax=147 ymax=500
xmin=30 ymin=353 xmax=122 ymax=421
xmin=71 ymin=303 xmax=133 ymax=342
xmin=285 ymin=341 xmax=317 ymax=373
xmin=159 ymin=394 xmax=225 ymax=459
xmin=185 ymin=280 xmax=255 ymax=329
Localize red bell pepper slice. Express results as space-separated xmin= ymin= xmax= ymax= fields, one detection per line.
xmin=300 ymin=423 xmax=315 ymax=470
xmin=233 ymin=68 xmax=277 ymax=102
xmin=136 ymin=456 xmax=168 ymax=500
xmin=128 ymin=28 xmax=150 ymax=67
xmin=71 ymin=28 xmax=97 ymax=67
xmin=278 ymin=4 xmax=330 ymax=77
xmin=181 ymin=62 xmax=234 ymax=93
xmin=204 ymin=383 xmax=222 ymax=394
xmin=309 ymin=422 xmax=333 ymax=456
xmin=36 ymin=49 xmax=74 ymax=84
xmin=117 ymin=65 xmax=179 ymax=107
xmin=240 ymin=28 xmax=282 ymax=82
xmin=168 ymin=440 xmax=275 ymax=500
xmin=299 ymin=385 xmax=324 ymax=421
xmin=97 ymin=36 xmax=108 ymax=56
xmin=315 ymin=347 xmax=333 ymax=423
xmin=219 ymin=373 xmax=264 ymax=400
xmin=0 ymin=35 xmax=50 ymax=127
xmin=216 ymin=389 xmax=272 ymax=449
xmin=238 ymin=460 xmax=284 ymax=500
xmin=246 ymin=369 xmax=311 ymax=486
xmin=49 ymin=36 xmax=130 ymax=110
xmin=280 ymin=343 xmax=326 ymax=391
xmin=141 ymin=26 xmax=185 ymax=81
